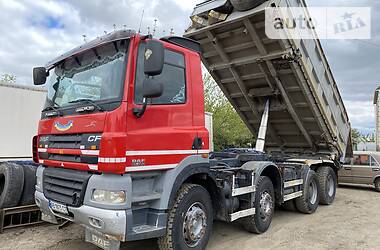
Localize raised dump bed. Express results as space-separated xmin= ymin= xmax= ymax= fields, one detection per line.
xmin=184 ymin=0 xmax=352 ymax=161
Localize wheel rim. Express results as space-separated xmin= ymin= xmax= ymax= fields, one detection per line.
xmin=259 ymin=191 xmax=273 ymax=221
xmin=309 ymin=180 xmax=318 ymax=205
xmin=183 ymin=202 xmax=207 ymax=247
xmin=327 ymin=174 xmax=335 ymax=197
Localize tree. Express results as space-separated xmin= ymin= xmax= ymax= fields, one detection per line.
xmin=203 ymin=73 xmax=254 ymax=151
xmin=0 ymin=74 xmax=16 ymax=84
xmin=351 ymin=128 xmax=361 ymax=146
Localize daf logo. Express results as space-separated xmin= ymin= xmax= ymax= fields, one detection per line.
xmin=88 ymin=135 xmax=102 ymax=142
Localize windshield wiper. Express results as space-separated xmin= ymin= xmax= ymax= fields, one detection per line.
xmin=69 ymin=99 xmax=104 ymax=112
xmin=42 ymin=105 xmax=61 ymax=117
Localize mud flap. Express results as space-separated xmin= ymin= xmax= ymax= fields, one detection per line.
xmin=85 ymin=228 xmax=121 ymax=250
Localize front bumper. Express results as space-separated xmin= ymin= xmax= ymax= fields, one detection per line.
xmin=35 ymin=190 xmax=127 ymax=241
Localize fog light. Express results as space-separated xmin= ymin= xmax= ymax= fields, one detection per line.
xmin=92 ymin=190 xmax=126 ymax=204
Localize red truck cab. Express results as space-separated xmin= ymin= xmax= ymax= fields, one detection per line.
xmin=33 ymin=30 xmax=213 ymax=248
xmin=34 ymin=30 xmax=209 ymax=175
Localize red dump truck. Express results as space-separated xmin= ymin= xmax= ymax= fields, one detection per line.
xmin=32 ymin=0 xmax=352 ymax=249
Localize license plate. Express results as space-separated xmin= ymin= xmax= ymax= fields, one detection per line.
xmin=48 ymin=200 xmax=69 ymax=215
xmin=85 ymin=228 xmax=121 ymax=250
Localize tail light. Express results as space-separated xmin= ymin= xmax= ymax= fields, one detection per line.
xmin=33 ymin=135 xmax=39 ymax=163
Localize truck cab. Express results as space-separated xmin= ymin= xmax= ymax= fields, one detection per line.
xmin=33 ymin=30 xmax=213 ymax=246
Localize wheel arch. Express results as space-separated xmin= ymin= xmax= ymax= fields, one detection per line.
xmin=373 ymin=175 xmax=380 ymax=184
xmin=260 ymin=165 xmax=282 ymax=204
xmin=309 ymin=161 xmax=339 ymax=176
xmin=242 ymin=161 xmax=283 ymax=204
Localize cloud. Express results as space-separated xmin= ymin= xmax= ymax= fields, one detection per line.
xmin=0 ymin=0 xmax=378 ymax=134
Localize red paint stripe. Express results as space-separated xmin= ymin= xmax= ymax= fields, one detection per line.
xmin=41 ymin=159 xmax=93 ymax=171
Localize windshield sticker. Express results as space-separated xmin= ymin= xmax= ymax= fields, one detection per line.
xmin=54 ymin=120 xmax=74 ymax=131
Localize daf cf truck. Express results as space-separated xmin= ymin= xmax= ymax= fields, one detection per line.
xmin=32 ymin=0 xmax=352 ymax=249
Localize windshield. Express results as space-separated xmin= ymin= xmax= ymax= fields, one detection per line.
xmin=44 ymin=39 xmax=129 ymax=109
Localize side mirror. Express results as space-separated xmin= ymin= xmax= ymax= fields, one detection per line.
xmin=142 ymin=78 xmax=163 ymax=99
xmin=33 ymin=67 xmax=47 ymax=85
xmin=133 ymin=79 xmax=163 ymax=118
xmin=144 ymin=40 xmax=164 ymax=76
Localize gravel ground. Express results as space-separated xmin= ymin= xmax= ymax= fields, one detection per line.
xmin=1 ymin=185 xmax=379 ymax=250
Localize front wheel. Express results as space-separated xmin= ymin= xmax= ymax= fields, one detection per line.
xmin=295 ymin=170 xmax=320 ymax=214
xmin=242 ymin=176 xmax=275 ymax=234
xmin=317 ymin=166 xmax=337 ymax=205
xmin=158 ymin=184 xmax=213 ymax=250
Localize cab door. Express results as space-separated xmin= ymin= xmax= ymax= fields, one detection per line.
xmin=351 ymin=154 xmax=373 ymax=185
xmin=125 ymin=41 xmax=199 ymax=169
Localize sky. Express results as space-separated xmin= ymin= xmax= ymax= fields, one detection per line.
xmin=0 ymin=0 xmax=379 ymax=134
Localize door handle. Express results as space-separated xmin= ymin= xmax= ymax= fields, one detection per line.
xmin=344 ymin=167 xmax=352 ymax=170
xmin=372 ymin=168 xmax=380 ymax=172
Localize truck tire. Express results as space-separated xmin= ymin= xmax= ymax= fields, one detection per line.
xmin=316 ymin=166 xmax=337 ymax=205
xmin=230 ymin=0 xmax=267 ymax=11
xmin=242 ymin=176 xmax=274 ymax=234
xmin=0 ymin=162 xmax=25 ymax=208
xmin=295 ymin=170 xmax=319 ymax=214
xmin=375 ymin=178 xmax=380 ymax=192
xmin=158 ymin=184 xmax=213 ymax=250
xmin=19 ymin=164 xmax=37 ymax=206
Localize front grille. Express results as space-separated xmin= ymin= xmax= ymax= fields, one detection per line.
xmin=43 ymin=167 xmax=92 ymax=207
xmin=39 ymin=133 xmax=102 ymax=149
xmin=39 ymin=153 xmax=98 ymax=164
xmin=38 ymin=133 xmax=101 ymax=164
xmin=48 ymin=134 xmax=83 ymax=149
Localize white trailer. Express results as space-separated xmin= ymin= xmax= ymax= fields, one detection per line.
xmin=0 ymin=83 xmax=46 ymax=160
xmin=0 ymin=83 xmax=46 ymax=208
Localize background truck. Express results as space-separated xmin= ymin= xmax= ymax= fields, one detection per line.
xmin=32 ymin=0 xmax=351 ymax=249
xmin=0 ymin=83 xmax=46 ymax=208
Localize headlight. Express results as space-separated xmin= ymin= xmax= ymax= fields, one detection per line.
xmin=92 ymin=190 xmax=126 ymax=204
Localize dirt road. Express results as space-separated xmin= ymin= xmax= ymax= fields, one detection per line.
xmin=1 ymin=186 xmax=379 ymax=250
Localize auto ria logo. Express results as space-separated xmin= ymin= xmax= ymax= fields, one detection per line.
xmin=54 ymin=120 xmax=74 ymax=131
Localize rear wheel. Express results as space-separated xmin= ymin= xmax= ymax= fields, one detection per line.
xmin=242 ymin=176 xmax=274 ymax=234
xmin=295 ymin=170 xmax=319 ymax=214
xmin=375 ymin=178 xmax=380 ymax=192
xmin=316 ymin=166 xmax=337 ymax=205
xmin=158 ymin=184 xmax=213 ymax=250
xmin=230 ymin=0 xmax=267 ymax=11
